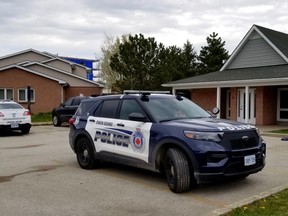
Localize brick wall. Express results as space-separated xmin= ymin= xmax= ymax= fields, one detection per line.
xmin=191 ymin=88 xmax=217 ymax=113
xmin=256 ymin=86 xmax=277 ymax=125
xmin=0 ymin=68 xmax=62 ymax=113
xmin=0 ymin=67 xmax=102 ymax=113
xmin=230 ymin=88 xmax=238 ymax=121
xmin=65 ymin=87 xmax=102 ymax=99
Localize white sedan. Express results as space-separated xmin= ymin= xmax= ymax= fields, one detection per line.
xmin=0 ymin=100 xmax=31 ymax=134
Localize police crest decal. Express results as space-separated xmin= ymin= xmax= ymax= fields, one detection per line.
xmin=131 ymin=127 xmax=145 ymax=153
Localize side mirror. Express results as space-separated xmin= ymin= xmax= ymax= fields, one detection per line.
xmin=128 ymin=112 xmax=148 ymax=122
xmin=60 ymin=103 xmax=65 ymax=107
xmin=212 ymin=107 xmax=220 ymax=115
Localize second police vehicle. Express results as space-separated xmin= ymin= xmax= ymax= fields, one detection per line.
xmin=68 ymin=91 xmax=266 ymax=193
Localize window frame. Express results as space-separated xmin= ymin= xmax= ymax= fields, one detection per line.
xmin=0 ymin=88 xmax=14 ymax=100
xmin=18 ymin=88 xmax=35 ymax=102
xmin=277 ymin=88 xmax=288 ymax=121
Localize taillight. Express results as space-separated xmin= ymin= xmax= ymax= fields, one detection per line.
xmin=0 ymin=112 xmax=4 ymax=117
xmin=69 ymin=118 xmax=75 ymax=126
xmin=23 ymin=111 xmax=31 ymax=116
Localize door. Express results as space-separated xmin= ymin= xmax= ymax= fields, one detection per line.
xmin=115 ymin=99 xmax=152 ymax=163
xmin=237 ymin=89 xmax=256 ymax=124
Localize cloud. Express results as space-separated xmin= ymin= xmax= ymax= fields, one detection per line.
xmin=0 ymin=0 xmax=288 ymax=59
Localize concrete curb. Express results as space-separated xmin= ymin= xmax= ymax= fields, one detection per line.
xmin=207 ymin=184 xmax=288 ymax=216
xmin=32 ymin=122 xmax=53 ymax=126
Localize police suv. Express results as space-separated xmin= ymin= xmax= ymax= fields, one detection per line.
xmin=68 ymin=91 xmax=266 ymax=193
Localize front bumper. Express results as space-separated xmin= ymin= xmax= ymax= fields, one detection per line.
xmin=191 ymin=134 xmax=266 ymax=184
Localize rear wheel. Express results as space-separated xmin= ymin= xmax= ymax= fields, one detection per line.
xmin=52 ymin=115 xmax=61 ymax=127
xmin=76 ymin=137 xmax=96 ymax=169
xmin=164 ymin=148 xmax=191 ymax=193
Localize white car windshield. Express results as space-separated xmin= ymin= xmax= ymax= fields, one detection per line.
xmin=143 ymin=97 xmax=211 ymax=122
xmin=0 ymin=103 xmax=24 ymax=109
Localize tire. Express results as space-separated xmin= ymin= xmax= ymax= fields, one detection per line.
xmin=52 ymin=115 xmax=61 ymax=127
xmin=164 ymin=148 xmax=191 ymax=193
xmin=76 ymin=137 xmax=97 ymax=169
xmin=21 ymin=127 xmax=30 ymax=134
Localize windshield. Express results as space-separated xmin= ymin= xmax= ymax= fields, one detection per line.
xmin=143 ymin=96 xmax=211 ymax=122
xmin=0 ymin=103 xmax=24 ymax=109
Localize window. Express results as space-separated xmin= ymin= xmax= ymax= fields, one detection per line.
xmin=18 ymin=88 xmax=35 ymax=102
xmin=278 ymin=88 xmax=288 ymax=121
xmin=0 ymin=89 xmax=13 ymax=100
xmin=94 ymin=100 xmax=119 ymax=118
xmin=119 ymin=99 xmax=145 ymax=120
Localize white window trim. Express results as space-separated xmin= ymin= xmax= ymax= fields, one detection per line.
xmin=0 ymin=88 xmax=14 ymax=100
xmin=18 ymin=88 xmax=35 ymax=102
xmin=277 ymin=88 xmax=288 ymax=121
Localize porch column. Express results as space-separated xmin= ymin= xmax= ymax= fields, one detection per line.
xmin=216 ymin=87 xmax=221 ymax=118
xmin=172 ymin=88 xmax=176 ymax=95
xmin=245 ymin=86 xmax=249 ymax=123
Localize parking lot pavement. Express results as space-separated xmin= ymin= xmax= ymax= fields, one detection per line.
xmin=0 ymin=126 xmax=288 ymax=216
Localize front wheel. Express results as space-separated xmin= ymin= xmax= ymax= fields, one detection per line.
xmin=76 ymin=137 xmax=97 ymax=169
xmin=164 ymin=148 xmax=191 ymax=193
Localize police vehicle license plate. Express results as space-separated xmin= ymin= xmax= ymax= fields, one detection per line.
xmin=11 ymin=122 xmax=19 ymax=128
xmin=244 ymin=155 xmax=256 ymax=166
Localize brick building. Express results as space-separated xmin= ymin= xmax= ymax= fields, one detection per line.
xmin=0 ymin=49 xmax=104 ymax=113
xmin=163 ymin=25 xmax=288 ymax=125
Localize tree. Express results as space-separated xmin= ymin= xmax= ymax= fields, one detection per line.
xmin=181 ymin=40 xmax=198 ymax=77
xmin=100 ymin=34 xmax=128 ymax=92
xmin=197 ymin=32 xmax=229 ymax=75
xmin=110 ymin=34 xmax=167 ymax=91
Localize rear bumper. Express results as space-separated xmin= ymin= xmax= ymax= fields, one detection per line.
xmin=0 ymin=123 xmax=31 ymax=131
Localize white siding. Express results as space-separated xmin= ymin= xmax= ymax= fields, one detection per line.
xmin=227 ymin=38 xmax=286 ymax=69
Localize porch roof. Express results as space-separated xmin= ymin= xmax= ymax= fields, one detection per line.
xmin=162 ymin=64 xmax=288 ymax=88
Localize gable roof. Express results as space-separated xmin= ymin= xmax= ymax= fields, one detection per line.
xmin=221 ymin=25 xmax=288 ymax=71
xmin=162 ymin=64 xmax=288 ymax=89
xmin=162 ymin=24 xmax=288 ymax=89
xmin=0 ymin=48 xmax=55 ymax=61
xmin=0 ymin=65 xmax=67 ymax=85
xmin=23 ymin=62 xmax=104 ymax=87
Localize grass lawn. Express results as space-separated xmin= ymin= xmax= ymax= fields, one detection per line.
xmin=270 ymin=129 xmax=288 ymax=134
xmin=31 ymin=112 xmax=52 ymax=122
xmin=223 ymin=188 xmax=288 ymax=216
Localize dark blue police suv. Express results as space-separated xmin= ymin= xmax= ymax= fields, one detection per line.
xmin=68 ymin=92 xmax=266 ymax=193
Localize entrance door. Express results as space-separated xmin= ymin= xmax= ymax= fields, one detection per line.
xmin=237 ymin=89 xmax=256 ymax=124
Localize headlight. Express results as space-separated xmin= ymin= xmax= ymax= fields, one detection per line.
xmin=184 ymin=131 xmax=224 ymax=142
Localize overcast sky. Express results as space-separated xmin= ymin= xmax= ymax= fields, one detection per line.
xmin=1 ymin=0 xmax=288 ymax=60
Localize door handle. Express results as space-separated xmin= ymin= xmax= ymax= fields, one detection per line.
xmin=117 ymin=123 xmax=124 ymax=127
xmin=89 ymin=119 xmax=95 ymax=122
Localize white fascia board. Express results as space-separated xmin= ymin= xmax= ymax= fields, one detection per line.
xmin=162 ymin=78 xmax=288 ymax=89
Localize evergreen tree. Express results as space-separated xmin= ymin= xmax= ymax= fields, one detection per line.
xmin=197 ymin=32 xmax=229 ymax=75
xmin=181 ymin=40 xmax=198 ymax=77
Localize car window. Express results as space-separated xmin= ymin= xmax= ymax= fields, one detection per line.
xmin=77 ymin=101 xmax=100 ymax=116
xmin=64 ymin=98 xmax=73 ymax=106
xmin=94 ymin=100 xmax=119 ymax=118
xmin=119 ymin=99 xmax=145 ymax=120
xmin=143 ymin=97 xmax=211 ymax=122
xmin=72 ymin=98 xmax=84 ymax=106
xmin=0 ymin=103 xmax=23 ymax=109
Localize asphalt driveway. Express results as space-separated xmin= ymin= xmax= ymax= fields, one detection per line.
xmin=0 ymin=126 xmax=287 ymax=216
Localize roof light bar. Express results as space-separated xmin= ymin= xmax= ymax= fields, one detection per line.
xmin=123 ymin=90 xmax=170 ymax=95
